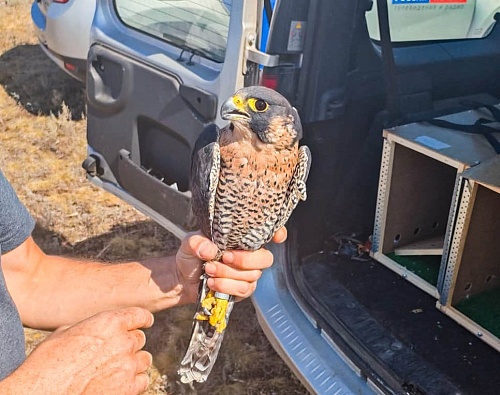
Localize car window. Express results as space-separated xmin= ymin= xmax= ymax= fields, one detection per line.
xmin=366 ymin=0 xmax=499 ymax=42
xmin=114 ymin=0 xmax=232 ymax=62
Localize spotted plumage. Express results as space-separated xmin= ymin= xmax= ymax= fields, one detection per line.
xmin=179 ymin=86 xmax=311 ymax=384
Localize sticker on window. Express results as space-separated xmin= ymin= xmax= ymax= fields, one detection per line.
xmin=392 ymin=0 xmax=467 ymax=3
xmin=365 ymin=0 xmax=499 ymax=42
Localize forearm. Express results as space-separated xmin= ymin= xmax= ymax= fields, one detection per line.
xmin=3 ymin=232 xmax=277 ymax=330
xmin=25 ymin=257 xmax=185 ymax=329
xmin=4 ymin=238 xmax=196 ymax=330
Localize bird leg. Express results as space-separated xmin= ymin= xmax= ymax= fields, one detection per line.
xmin=178 ymin=251 xmax=234 ymax=383
xmin=196 ymin=290 xmax=229 ymax=333
xmin=195 ymin=248 xmax=229 ymax=332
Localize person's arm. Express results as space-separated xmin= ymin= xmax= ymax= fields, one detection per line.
xmin=2 ymin=229 xmax=286 ymax=330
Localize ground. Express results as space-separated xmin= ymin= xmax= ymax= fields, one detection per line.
xmin=0 ymin=1 xmax=307 ymax=394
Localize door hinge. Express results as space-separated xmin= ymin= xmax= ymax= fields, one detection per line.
xmin=243 ymin=33 xmax=279 ymax=74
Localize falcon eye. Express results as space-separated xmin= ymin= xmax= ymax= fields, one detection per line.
xmin=248 ymin=98 xmax=269 ymax=112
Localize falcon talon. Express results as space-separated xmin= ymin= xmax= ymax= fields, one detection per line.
xmin=200 ymin=272 xmax=209 ymax=281
xmin=179 ymin=86 xmax=311 ymax=384
xmin=202 ymin=308 xmax=211 ymax=316
xmin=213 ymin=249 xmax=223 ymax=262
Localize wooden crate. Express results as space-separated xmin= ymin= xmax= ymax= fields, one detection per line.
xmin=372 ymin=106 xmax=500 ymax=297
xmin=437 ymin=156 xmax=500 ymax=352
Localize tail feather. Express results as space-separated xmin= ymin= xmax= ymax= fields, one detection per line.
xmin=178 ymin=275 xmax=235 ymax=383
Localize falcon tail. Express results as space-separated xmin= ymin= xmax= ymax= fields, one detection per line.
xmin=178 ymin=274 xmax=235 ymax=384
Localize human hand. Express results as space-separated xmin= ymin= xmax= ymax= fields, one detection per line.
xmin=176 ymin=228 xmax=287 ymax=303
xmin=2 ymin=307 xmax=154 ymax=395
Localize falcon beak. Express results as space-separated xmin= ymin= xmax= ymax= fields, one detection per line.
xmin=221 ymin=95 xmax=250 ymax=121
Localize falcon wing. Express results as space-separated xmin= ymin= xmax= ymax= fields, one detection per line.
xmin=190 ymin=123 xmax=221 ymax=239
xmin=273 ymin=145 xmax=312 ymax=233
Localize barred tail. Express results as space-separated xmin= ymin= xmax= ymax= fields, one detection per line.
xmin=178 ymin=275 xmax=235 ymax=383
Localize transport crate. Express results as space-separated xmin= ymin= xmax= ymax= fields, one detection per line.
xmin=372 ymin=106 xmax=500 ymax=297
xmin=437 ymin=155 xmax=500 ymax=352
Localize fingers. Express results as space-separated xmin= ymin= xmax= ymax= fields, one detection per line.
xmin=89 ymin=307 xmax=154 ymax=332
xmin=178 ymin=231 xmax=218 ymax=262
xmin=133 ymin=372 xmax=150 ymax=395
xmin=272 ymin=227 xmax=288 ymax=244
xmin=221 ymin=248 xmax=274 ymax=271
xmin=178 ymin=231 xmax=279 ymax=299
xmin=204 ymin=253 xmax=269 ymax=297
xmin=207 ymin=277 xmax=258 ymax=299
xmin=128 ymin=329 xmax=147 ymax=353
xmin=179 ymin=231 xmax=277 ymax=270
xmin=128 ymin=329 xmax=153 ymax=395
xmin=39 ymin=307 xmax=155 ymax=395
xmin=180 ymin=230 xmax=282 ymax=266
xmin=131 ymin=348 xmax=153 ymax=394
xmin=128 ymin=328 xmax=153 ymax=394
xmin=176 ymin=232 xmax=218 ymax=283
xmin=204 ymin=261 xmax=262 ymax=283
xmin=135 ymin=350 xmax=153 ymax=374
xmin=118 ymin=307 xmax=155 ymax=331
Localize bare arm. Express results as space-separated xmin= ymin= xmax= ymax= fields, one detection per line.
xmin=2 ymin=229 xmax=285 ymax=330
xmin=2 ymin=236 xmax=181 ymax=329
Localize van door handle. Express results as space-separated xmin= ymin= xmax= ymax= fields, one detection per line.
xmin=86 ymin=46 xmax=132 ymax=114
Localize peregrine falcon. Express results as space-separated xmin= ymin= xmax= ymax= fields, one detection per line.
xmin=178 ymin=86 xmax=311 ymax=384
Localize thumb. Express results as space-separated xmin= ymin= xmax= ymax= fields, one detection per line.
xmin=176 ymin=232 xmax=218 ymax=283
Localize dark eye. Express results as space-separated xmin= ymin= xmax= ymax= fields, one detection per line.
xmin=255 ymin=99 xmax=267 ymax=111
xmin=248 ymin=98 xmax=269 ymax=112
xmin=255 ymin=100 xmax=267 ymax=111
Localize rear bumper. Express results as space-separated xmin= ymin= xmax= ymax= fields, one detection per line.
xmin=37 ymin=41 xmax=87 ymax=81
xmin=252 ymin=243 xmax=376 ymax=395
xmin=30 ymin=0 xmax=93 ymax=81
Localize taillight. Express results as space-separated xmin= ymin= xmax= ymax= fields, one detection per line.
xmin=52 ymin=0 xmax=70 ymax=3
xmin=260 ymin=73 xmax=278 ymax=90
xmin=64 ymin=62 xmax=77 ymax=72
xmin=260 ymin=65 xmax=299 ymax=104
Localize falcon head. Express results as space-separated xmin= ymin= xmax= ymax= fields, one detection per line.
xmin=220 ymin=86 xmax=302 ymax=144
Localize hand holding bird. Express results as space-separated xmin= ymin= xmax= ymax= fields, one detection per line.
xmin=175 ymin=229 xmax=287 ymax=303
xmin=179 ymin=86 xmax=311 ymax=384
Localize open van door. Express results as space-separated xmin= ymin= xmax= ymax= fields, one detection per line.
xmin=84 ymin=0 xmax=264 ymax=238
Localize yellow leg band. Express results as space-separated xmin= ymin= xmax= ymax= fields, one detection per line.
xmin=209 ymin=297 xmax=229 ymax=333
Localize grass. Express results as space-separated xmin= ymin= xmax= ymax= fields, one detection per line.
xmin=0 ymin=2 xmax=307 ymax=394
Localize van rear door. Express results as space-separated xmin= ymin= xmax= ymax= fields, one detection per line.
xmin=84 ymin=0 xmax=262 ymax=238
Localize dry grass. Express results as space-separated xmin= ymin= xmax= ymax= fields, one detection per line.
xmin=0 ymin=2 xmax=307 ymax=394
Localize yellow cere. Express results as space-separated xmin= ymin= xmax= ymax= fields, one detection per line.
xmin=232 ymin=95 xmax=245 ymax=110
